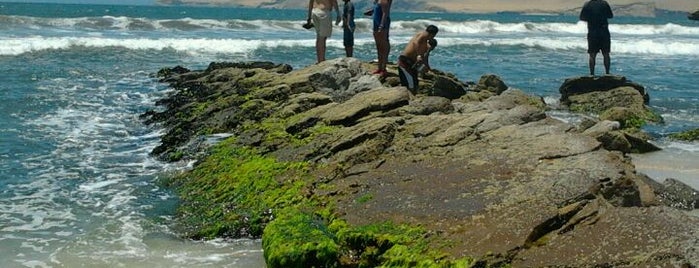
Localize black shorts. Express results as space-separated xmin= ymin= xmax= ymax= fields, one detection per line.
xmin=343 ymin=28 xmax=354 ymax=47
xmin=398 ymin=55 xmax=418 ymax=91
xmin=587 ymin=30 xmax=610 ymax=54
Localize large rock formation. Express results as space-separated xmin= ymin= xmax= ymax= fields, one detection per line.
xmin=145 ymin=58 xmax=699 ymax=267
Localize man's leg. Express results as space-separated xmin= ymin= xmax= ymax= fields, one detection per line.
xmin=602 ymin=51 xmax=610 ymax=75
xmin=588 ymin=52 xmax=597 ymax=76
xmin=316 ymin=36 xmax=326 ymax=63
xmin=375 ymin=31 xmax=389 ymax=71
xmin=383 ymin=38 xmax=390 ymax=71
xmin=373 ymin=31 xmax=382 ymax=69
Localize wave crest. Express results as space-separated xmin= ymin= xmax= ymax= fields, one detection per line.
xmin=1 ymin=35 xmax=698 ymax=56
xmin=2 ymin=15 xmax=699 ymax=36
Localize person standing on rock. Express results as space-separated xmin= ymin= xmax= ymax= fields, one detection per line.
xmin=580 ymin=0 xmax=614 ymax=76
xmin=342 ymin=0 xmax=356 ymax=57
xmin=371 ymin=0 xmax=392 ymax=76
xmin=307 ymin=0 xmax=341 ymax=63
xmin=397 ymin=25 xmax=438 ymax=92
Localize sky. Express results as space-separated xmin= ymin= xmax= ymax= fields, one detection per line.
xmin=0 ymin=0 xmax=155 ymax=5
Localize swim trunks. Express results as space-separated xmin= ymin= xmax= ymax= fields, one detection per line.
xmin=398 ymin=55 xmax=418 ymax=91
xmin=312 ymin=8 xmax=332 ymax=38
xmin=343 ymin=27 xmax=354 ymax=47
xmin=343 ymin=2 xmax=355 ymax=47
xmin=587 ymin=29 xmax=610 ymax=53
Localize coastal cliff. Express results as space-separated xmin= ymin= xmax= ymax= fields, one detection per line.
xmin=143 ymin=58 xmax=699 ymax=267
xmin=690 ymin=10 xmax=699 ymax=20
xmin=155 ymin=0 xmax=695 ymax=16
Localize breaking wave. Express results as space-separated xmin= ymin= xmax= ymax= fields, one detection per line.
xmin=2 ymin=35 xmax=698 ymax=56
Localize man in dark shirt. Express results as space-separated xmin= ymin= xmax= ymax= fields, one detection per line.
xmin=580 ymin=0 xmax=613 ymax=76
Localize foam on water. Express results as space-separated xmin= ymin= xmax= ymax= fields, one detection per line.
xmin=2 ymin=34 xmax=699 ymax=57
xmin=0 ymin=67 xmax=263 ymax=267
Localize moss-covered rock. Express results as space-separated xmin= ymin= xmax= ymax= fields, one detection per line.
xmin=263 ymin=210 xmax=340 ymax=268
xmin=170 ymin=141 xmax=311 ymax=238
xmin=668 ymin=128 xmax=699 ymax=141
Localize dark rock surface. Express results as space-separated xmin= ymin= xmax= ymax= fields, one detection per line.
xmin=690 ymin=10 xmax=699 ymax=20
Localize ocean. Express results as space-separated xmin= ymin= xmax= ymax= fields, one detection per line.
xmin=0 ymin=2 xmax=697 ymax=267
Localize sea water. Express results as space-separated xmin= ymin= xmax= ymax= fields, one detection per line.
xmin=0 ymin=2 xmax=697 ymax=267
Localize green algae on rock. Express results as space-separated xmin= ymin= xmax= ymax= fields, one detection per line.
xmin=668 ymin=128 xmax=699 ymax=141
xmin=147 ymin=58 xmax=699 ymax=267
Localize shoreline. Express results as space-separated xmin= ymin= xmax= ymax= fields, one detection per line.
xmin=631 ymin=144 xmax=699 ymax=190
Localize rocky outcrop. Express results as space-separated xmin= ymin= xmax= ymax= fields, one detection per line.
xmin=146 ymin=58 xmax=699 ymax=267
xmin=559 ymin=75 xmax=662 ymax=153
xmin=560 ymin=75 xmax=648 ymax=106
xmin=690 ymin=10 xmax=699 ymax=20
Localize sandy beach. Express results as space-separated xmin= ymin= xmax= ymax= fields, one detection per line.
xmin=631 ymin=146 xmax=699 ymax=190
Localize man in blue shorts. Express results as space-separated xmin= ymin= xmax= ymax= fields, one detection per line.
xmin=342 ymin=0 xmax=355 ymax=57
xmin=371 ymin=0 xmax=391 ymax=76
xmin=580 ymin=0 xmax=614 ymax=76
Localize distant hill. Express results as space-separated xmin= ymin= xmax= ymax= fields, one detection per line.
xmin=690 ymin=10 xmax=699 ymax=20
xmin=155 ymin=0 xmax=429 ymax=12
xmin=155 ymin=0 xmax=697 ymax=17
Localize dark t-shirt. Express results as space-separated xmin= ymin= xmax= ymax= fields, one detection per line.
xmin=580 ymin=0 xmax=613 ymax=32
xmin=343 ymin=2 xmax=355 ymax=30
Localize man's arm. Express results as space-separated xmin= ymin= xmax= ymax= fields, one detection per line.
xmin=579 ymin=2 xmax=589 ymax=21
xmin=378 ymin=0 xmax=390 ymax=31
xmin=307 ymin=0 xmax=313 ymax=23
xmin=334 ymin=0 xmax=341 ymax=25
xmin=605 ymin=1 xmax=613 ymax=19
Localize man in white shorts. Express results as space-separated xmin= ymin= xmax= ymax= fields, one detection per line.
xmin=307 ymin=0 xmax=341 ymax=63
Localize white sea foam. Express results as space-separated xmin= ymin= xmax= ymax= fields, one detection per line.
xmin=2 ymin=34 xmax=699 ymax=56
xmin=0 ymin=36 xmax=310 ymax=56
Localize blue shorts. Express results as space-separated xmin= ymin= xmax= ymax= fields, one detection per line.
xmin=372 ymin=3 xmax=390 ymax=32
xmin=343 ymin=28 xmax=354 ymax=47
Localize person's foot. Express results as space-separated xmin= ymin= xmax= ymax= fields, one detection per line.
xmin=372 ymin=69 xmax=388 ymax=77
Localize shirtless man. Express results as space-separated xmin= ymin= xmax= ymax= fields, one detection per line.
xmin=307 ymin=0 xmax=341 ymax=63
xmin=371 ymin=0 xmax=392 ymax=76
xmin=398 ymin=25 xmax=438 ymax=92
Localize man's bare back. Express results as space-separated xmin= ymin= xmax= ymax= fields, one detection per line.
xmin=402 ymin=31 xmax=431 ymax=61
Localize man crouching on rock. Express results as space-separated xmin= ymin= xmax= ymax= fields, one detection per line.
xmin=398 ymin=25 xmax=438 ymax=92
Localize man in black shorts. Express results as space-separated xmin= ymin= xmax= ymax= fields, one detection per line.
xmin=580 ymin=0 xmax=613 ymax=76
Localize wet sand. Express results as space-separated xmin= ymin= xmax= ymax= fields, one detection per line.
xmin=631 ymin=146 xmax=699 ymax=190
